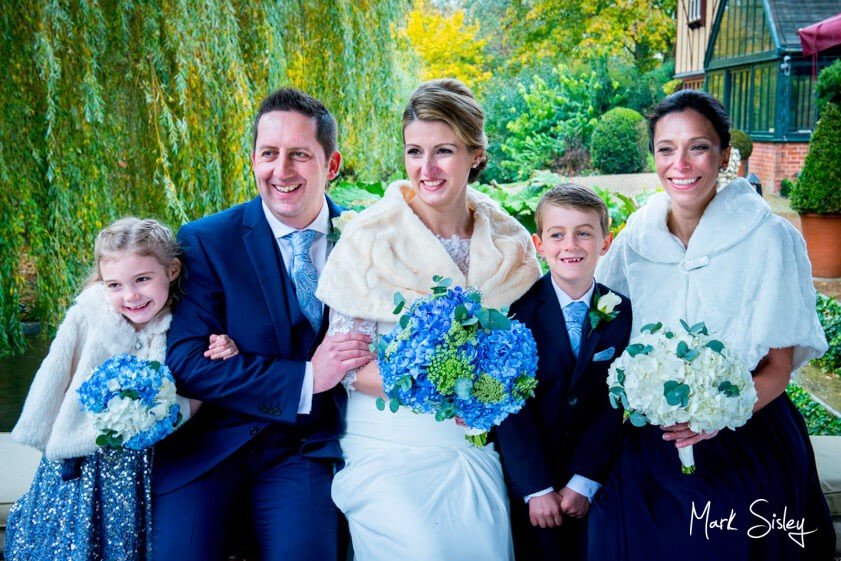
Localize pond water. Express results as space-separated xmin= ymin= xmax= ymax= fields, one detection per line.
xmin=0 ymin=337 xmax=49 ymax=431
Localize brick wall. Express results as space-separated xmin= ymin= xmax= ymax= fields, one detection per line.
xmin=747 ymin=141 xmax=809 ymax=193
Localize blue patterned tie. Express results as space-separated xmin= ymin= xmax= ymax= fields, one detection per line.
xmin=563 ymin=301 xmax=589 ymax=356
xmin=285 ymin=229 xmax=322 ymax=332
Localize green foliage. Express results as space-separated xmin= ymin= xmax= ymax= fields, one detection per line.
xmin=816 ymin=59 xmax=841 ymax=115
xmin=498 ymin=65 xmax=619 ymax=180
xmin=590 ymin=108 xmax=647 ymax=174
xmin=503 ymin=0 xmax=676 ymax=73
xmin=327 ymin=180 xmax=386 ymax=211
xmin=471 ymin=171 xmax=649 ymax=235
xmin=729 ymin=129 xmax=753 ymax=160
xmin=786 ymin=384 xmax=841 ymax=436
xmin=790 ymin=103 xmax=841 ymax=215
xmin=815 ymin=294 xmax=841 ymax=377
xmin=0 ymin=1 xmax=409 ymax=355
xmin=779 ymin=177 xmax=795 ymax=198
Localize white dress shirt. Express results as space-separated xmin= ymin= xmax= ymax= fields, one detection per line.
xmin=262 ymin=198 xmax=331 ymax=415
xmin=525 ymin=278 xmax=602 ymax=503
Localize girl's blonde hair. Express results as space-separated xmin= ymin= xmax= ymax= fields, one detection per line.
xmin=86 ymin=217 xmax=183 ymax=301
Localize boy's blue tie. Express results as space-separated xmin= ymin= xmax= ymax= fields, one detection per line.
xmin=563 ymin=301 xmax=589 ymax=356
xmin=284 ymin=229 xmax=321 ymax=332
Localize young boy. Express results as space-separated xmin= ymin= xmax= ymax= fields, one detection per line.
xmin=496 ymin=183 xmax=633 ymax=561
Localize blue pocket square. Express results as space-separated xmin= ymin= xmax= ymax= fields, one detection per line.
xmin=593 ymin=347 xmax=615 ymax=362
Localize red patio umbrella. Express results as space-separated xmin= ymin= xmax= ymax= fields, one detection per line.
xmin=799 ymin=12 xmax=841 ymax=55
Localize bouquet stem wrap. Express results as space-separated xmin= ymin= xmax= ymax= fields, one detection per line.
xmin=678 ymin=446 xmax=696 ymax=475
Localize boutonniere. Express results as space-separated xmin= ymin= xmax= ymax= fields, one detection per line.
xmin=326 ymin=210 xmax=359 ymax=243
xmin=588 ymin=289 xmax=621 ymax=330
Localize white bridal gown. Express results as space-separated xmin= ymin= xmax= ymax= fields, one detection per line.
xmin=329 ymin=237 xmax=514 ymax=561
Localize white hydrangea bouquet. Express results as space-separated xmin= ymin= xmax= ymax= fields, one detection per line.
xmin=606 ymin=320 xmax=757 ymax=474
xmin=78 ymin=354 xmax=182 ymax=450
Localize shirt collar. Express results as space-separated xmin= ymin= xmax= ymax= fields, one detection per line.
xmin=261 ymin=197 xmax=330 ymax=239
xmin=551 ymin=277 xmax=595 ymax=309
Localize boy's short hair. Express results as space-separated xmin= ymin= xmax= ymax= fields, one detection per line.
xmin=535 ymin=183 xmax=610 ymax=236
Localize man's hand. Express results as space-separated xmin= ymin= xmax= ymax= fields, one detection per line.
xmin=558 ymin=487 xmax=590 ymax=519
xmin=312 ymin=333 xmax=374 ymax=393
xmin=203 ymin=334 xmax=239 ymax=360
xmin=528 ymin=492 xmax=564 ymax=528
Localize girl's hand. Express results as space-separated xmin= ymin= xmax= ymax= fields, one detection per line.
xmin=203 ymin=334 xmax=239 ymax=360
xmin=661 ymin=423 xmax=719 ymax=448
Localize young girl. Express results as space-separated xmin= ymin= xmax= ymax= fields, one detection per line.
xmin=4 ymin=217 xmax=237 ymax=561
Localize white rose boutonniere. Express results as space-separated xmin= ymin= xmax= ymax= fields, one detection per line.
xmin=588 ymin=289 xmax=621 ymax=330
xmin=327 ymin=210 xmax=359 ymax=243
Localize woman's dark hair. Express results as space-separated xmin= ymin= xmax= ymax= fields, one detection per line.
xmin=648 ymin=90 xmax=731 ymax=152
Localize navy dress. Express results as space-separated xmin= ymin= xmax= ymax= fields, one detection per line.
xmin=589 ymin=390 xmax=835 ymax=560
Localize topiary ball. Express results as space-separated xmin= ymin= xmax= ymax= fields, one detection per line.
xmin=591 ymin=107 xmax=647 ymax=175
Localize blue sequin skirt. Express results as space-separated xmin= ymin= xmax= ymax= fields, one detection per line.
xmin=4 ymin=448 xmax=151 ymax=561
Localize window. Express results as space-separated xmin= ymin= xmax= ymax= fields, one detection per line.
xmin=790 ymin=64 xmax=816 ymax=133
xmin=709 ymin=0 xmax=774 ymax=63
xmin=752 ymin=63 xmax=776 ymax=134
xmin=687 ymin=0 xmax=705 ymax=29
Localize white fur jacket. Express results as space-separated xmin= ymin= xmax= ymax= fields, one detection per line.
xmin=317 ymin=180 xmax=541 ymax=322
xmin=11 ymin=284 xmax=190 ymax=460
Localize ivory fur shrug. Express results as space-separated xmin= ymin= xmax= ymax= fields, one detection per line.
xmin=316 ymin=180 xmax=541 ymax=323
xmin=11 ymin=284 xmax=190 ymax=460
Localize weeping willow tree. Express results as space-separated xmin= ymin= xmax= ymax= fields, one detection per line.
xmin=0 ymin=0 xmax=411 ymax=356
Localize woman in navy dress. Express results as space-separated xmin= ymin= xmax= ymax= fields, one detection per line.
xmin=591 ymin=90 xmax=835 ymax=560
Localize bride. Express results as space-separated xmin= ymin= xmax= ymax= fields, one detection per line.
xmin=316 ymin=79 xmax=540 ymax=560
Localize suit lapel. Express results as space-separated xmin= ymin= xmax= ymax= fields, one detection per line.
xmin=535 ymin=275 xmax=576 ymax=380
xmin=242 ymin=197 xmax=304 ymax=354
xmin=319 ymin=196 xmax=343 ymax=332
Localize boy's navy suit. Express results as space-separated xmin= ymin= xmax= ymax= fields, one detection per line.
xmin=496 ymin=273 xmax=632 ymax=561
xmin=152 ymin=196 xmax=345 ymax=561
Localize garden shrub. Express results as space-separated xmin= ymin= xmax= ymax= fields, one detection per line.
xmin=779 ymin=177 xmax=795 ymax=198
xmin=816 ymin=293 xmax=841 ymax=377
xmin=790 ymin=102 xmax=841 ymax=214
xmin=590 ymin=108 xmax=647 ymax=174
xmin=499 ymin=65 xmax=618 ymax=180
xmin=816 ymin=59 xmax=841 ymax=115
xmin=729 ymin=129 xmax=753 ymax=160
xmin=786 ymin=384 xmax=841 ymax=436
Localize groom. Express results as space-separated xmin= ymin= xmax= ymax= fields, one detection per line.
xmin=152 ymin=88 xmax=373 ymax=561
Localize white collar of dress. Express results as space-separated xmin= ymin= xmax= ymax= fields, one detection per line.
xmin=623 ymin=178 xmax=771 ymax=265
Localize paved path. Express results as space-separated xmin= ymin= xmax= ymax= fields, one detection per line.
xmin=568 ymin=173 xmax=660 ymax=197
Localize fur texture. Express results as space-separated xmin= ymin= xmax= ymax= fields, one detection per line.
xmin=11 ymin=284 xmax=176 ymax=459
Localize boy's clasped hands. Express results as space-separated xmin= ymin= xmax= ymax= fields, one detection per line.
xmin=528 ymin=487 xmax=590 ymax=528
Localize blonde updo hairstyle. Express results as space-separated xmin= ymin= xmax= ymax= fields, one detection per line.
xmin=402 ymin=78 xmax=488 ymax=183
xmin=86 ymin=217 xmax=183 ymax=304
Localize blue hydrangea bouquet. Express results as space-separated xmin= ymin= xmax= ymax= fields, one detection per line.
xmin=78 ymin=354 xmax=183 ymax=450
xmin=376 ymin=276 xmax=539 ymax=446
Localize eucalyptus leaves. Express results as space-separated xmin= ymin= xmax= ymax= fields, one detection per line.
xmin=606 ymin=320 xmax=757 ymax=474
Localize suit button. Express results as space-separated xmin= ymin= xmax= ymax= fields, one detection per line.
xmin=249 ymin=426 xmax=260 ymax=436
xmin=568 ymin=396 xmax=578 ymax=407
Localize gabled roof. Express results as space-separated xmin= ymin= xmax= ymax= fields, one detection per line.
xmin=766 ymin=0 xmax=840 ymax=51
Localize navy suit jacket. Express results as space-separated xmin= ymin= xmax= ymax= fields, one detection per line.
xmin=496 ymin=274 xmax=633 ymax=499
xmin=154 ymin=196 xmax=346 ymax=494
